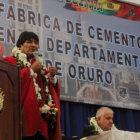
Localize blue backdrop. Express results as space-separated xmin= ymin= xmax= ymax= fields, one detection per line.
xmin=60 ymin=101 xmax=140 ymax=138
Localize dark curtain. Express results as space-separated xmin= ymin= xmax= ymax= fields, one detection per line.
xmin=60 ymin=101 xmax=140 ymax=138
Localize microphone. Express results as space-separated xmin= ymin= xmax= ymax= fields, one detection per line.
xmin=33 ymin=51 xmax=43 ymax=63
xmin=33 ymin=51 xmax=39 ymax=61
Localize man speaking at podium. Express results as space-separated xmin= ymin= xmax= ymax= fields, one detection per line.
xmin=3 ymin=31 xmax=62 ymax=140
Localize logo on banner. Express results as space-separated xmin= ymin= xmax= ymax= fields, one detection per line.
xmin=64 ymin=0 xmax=120 ymax=16
xmin=118 ymin=87 xmax=128 ymax=101
xmin=63 ymin=0 xmax=140 ymax=21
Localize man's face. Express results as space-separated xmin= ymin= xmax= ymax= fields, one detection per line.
xmin=20 ymin=38 xmax=39 ymax=58
xmin=97 ymin=110 xmax=113 ymax=131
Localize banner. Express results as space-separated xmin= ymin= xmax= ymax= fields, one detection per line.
xmin=1 ymin=0 xmax=140 ymax=110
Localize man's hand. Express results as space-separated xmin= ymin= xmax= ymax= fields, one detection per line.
xmin=49 ymin=66 xmax=57 ymax=78
xmin=30 ymin=61 xmax=42 ymax=73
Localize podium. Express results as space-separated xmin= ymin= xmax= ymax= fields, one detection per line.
xmin=83 ymin=130 xmax=140 ymax=140
xmin=0 ymin=60 xmax=21 ymax=140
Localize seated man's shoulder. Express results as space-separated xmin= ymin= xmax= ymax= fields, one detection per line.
xmin=82 ymin=125 xmax=96 ymax=137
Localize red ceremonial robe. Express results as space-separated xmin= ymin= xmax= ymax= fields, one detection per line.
xmin=3 ymin=56 xmax=62 ymax=140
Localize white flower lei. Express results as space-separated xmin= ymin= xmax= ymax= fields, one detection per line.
xmin=89 ymin=117 xmax=117 ymax=134
xmin=89 ymin=117 xmax=103 ymax=134
xmin=12 ymin=46 xmax=56 ymax=114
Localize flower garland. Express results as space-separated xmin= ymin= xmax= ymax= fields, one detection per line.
xmin=88 ymin=117 xmax=117 ymax=134
xmin=88 ymin=117 xmax=103 ymax=134
xmin=12 ymin=46 xmax=58 ymax=127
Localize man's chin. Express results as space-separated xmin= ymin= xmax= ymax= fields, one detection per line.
xmin=105 ymin=127 xmax=112 ymax=131
xmin=108 ymin=127 xmax=112 ymax=130
xmin=27 ymin=53 xmax=34 ymax=59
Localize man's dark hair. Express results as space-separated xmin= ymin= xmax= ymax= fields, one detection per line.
xmin=16 ymin=31 xmax=39 ymax=48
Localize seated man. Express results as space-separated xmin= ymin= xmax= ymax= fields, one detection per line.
xmin=82 ymin=107 xmax=117 ymax=137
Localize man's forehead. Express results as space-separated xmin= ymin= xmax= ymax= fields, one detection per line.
xmin=28 ymin=38 xmax=36 ymax=41
xmin=25 ymin=38 xmax=38 ymax=42
xmin=104 ymin=111 xmax=113 ymax=117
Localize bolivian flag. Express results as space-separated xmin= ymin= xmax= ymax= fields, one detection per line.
xmin=64 ymin=0 xmax=120 ymax=15
xmin=94 ymin=0 xmax=120 ymax=15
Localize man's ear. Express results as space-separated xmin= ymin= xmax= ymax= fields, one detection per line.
xmin=97 ymin=116 xmax=101 ymax=121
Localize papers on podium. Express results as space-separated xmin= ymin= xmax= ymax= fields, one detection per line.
xmin=80 ymin=130 xmax=140 ymax=140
